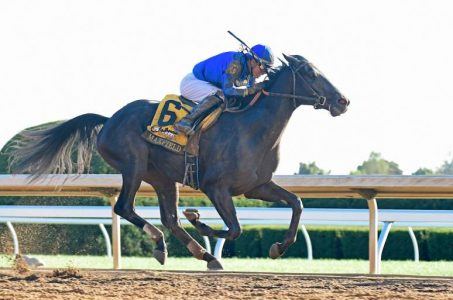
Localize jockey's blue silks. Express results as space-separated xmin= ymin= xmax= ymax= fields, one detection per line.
xmin=192 ymin=51 xmax=255 ymax=97
xmin=180 ymin=31 xmax=274 ymax=101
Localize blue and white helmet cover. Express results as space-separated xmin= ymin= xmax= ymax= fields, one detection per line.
xmin=250 ymin=44 xmax=274 ymax=67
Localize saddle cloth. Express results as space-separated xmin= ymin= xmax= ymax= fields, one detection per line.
xmin=142 ymin=94 xmax=222 ymax=154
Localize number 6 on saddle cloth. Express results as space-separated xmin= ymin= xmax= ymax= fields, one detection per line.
xmin=142 ymin=94 xmax=223 ymax=154
xmin=142 ymin=94 xmax=224 ymax=189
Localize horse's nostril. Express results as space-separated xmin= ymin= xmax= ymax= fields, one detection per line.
xmin=338 ymin=98 xmax=348 ymax=106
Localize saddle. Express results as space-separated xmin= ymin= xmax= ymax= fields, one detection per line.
xmin=142 ymin=94 xmax=223 ymax=155
xmin=142 ymin=94 xmax=224 ymax=189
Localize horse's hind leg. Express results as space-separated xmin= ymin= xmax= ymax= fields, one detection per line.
xmin=244 ymin=180 xmax=303 ymax=259
xmin=114 ymin=172 xmax=167 ymax=264
xmin=146 ymin=176 xmax=223 ymax=270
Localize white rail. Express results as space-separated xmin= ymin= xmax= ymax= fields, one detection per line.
xmin=2 ymin=174 xmax=453 ymax=274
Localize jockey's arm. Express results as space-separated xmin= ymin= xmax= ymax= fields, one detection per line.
xmin=221 ymin=61 xmax=264 ymax=97
xmin=221 ymin=74 xmax=248 ymax=97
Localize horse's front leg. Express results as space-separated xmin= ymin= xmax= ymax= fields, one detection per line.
xmin=202 ymin=187 xmax=242 ymax=241
xmin=244 ymin=180 xmax=303 ymax=259
xmin=182 ymin=209 xmax=232 ymax=238
xmin=183 ymin=187 xmax=242 ymax=240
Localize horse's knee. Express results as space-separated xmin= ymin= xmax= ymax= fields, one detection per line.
xmin=226 ymin=226 xmax=242 ymax=240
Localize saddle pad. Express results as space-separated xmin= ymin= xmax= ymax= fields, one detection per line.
xmin=142 ymin=94 xmax=222 ymax=154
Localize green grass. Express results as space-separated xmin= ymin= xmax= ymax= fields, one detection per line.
xmin=1 ymin=255 xmax=452 ymax=276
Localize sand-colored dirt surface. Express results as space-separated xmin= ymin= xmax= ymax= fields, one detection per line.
xmin=0 ymin=269 xmax=452 ymax=300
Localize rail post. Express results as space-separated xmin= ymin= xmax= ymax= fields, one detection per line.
xmin=358 ymin=189 xmax=379 ymax=274
xmin=6 ymin=221 xmax=19 ymax=256
xmin=109 ymin=195 xmax=121 ymax=270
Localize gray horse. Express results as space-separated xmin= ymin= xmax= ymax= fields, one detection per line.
xmin=11 ymin=54 xmax=349 ymax=270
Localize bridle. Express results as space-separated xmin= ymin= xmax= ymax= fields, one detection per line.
xmin=263 ymin=62 xmax=327 ymax=109
xmin=225 ymin=60 xmax=329 ymax=114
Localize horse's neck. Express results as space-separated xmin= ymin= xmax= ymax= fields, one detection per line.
xmin=249 ymin=70 xmax=296 ymax=149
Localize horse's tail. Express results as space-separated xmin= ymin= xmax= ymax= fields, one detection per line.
xmin=9 ymin=113 xmax=109 ymax=179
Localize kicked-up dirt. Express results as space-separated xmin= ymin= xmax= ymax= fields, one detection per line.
xmin=0 ymin=269 xmax=452 ymax=299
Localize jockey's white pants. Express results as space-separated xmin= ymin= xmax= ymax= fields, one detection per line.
xmin=180 ymin=73 xmax=220 ymax=102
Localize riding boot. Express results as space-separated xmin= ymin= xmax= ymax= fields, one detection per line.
xmin=175 ymin=94 xmax=223 ymax=136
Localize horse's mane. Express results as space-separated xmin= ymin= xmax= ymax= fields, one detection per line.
xmin=257 ymin=65 xmax=288 ymax=95
xmin=265 ymin=65 xmax=288 ymax=90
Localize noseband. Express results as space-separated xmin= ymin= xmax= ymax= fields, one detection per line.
xmin=264 ymin=63 xmax=327 ymax=109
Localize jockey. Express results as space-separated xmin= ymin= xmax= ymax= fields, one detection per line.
xmin=175 ymin=44 xmax=274 ymax=135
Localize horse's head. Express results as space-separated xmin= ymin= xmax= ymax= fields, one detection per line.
xmin=282 ymin=54 xmax=349 ymax=117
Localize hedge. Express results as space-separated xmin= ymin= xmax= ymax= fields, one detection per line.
xmin=1 ymin=195 xmax=451 ymax=260
xmin=1 ymin=224 xmax=452 ymax=261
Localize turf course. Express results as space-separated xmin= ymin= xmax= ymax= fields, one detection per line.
xmin=1 ymin=255 xmax=452 ymax=276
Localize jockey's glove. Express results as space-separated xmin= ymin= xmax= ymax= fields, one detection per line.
xmin=247 ymin=82 xmax=266 ymax=95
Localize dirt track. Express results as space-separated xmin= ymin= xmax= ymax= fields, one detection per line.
xmin=0 ymin=269 xmax=452 ymax=300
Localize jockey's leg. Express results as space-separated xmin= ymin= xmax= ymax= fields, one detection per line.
xmin=174 ymin=94 xmax=223 ymax=135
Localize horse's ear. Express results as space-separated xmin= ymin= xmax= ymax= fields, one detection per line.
xmin=278 ymin=57 xmax=288 ymax=67
xmin=282 ymin=53 xmax=299 ymax=67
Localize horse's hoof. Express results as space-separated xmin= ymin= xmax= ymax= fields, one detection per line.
xmin=269 ymin=242 xmax=283 ymax=259
xmin=153 ymin=249 xmax=168 ymax=265
xmin=207 ymin=259 xmax=223 ymax=271
xmin=183 ymin=209 xmax=200 ymax=222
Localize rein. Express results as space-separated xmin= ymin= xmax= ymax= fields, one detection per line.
xmin=264 ymin=63 xmax=326 ymax=109
xmin=225 ymin=62 xmax=327 ymax=113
